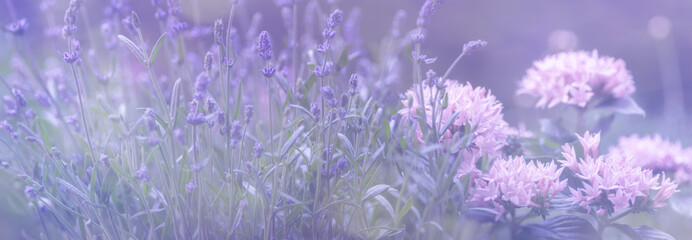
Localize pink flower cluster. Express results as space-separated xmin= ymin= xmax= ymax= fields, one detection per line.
xmin=398 ymin=81 xmax=509 ymax=157
xmin=562 ymin=132 xmax=678 ymax=216
xmin=609 ymin=134 xmax=692 ymax=184
xmin=517 ymin=50 xmax=635 ymax=108
xmin=470 ymin=156 xmax=567 ymax=220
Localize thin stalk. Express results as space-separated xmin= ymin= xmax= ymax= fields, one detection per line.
xmin=69 ymin=63 xmax=96 ymax=162
xmin=441 ymin=51 xmax=467 ymax=81
xmin=292 ymin=1 xmax=299 ymax=93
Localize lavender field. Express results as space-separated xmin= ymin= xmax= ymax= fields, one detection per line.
xmin=2 ymin=0 xmax=692 ymax=239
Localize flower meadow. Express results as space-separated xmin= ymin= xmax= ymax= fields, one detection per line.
xmin=1 ymin=0 xmax=691 ymax=239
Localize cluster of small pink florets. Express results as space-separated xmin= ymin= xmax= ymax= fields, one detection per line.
xmin=398 ymin=81 xmax=509 ymax=158
xmin=517 ymin=50 xmax=635 ymax=108
xmin=561 ymin=132 xmax=678 ymax=216
xmin=470 ymin=156 xmax=567 ymax=220
xmin=609 ymin=134 xmax=692 ymax=184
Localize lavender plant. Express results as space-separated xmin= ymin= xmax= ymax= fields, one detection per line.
xmin=0 ymin=0 xmax=687 ymax=239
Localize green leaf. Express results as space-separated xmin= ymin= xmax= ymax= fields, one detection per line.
xmin=56 ymin=178 xmax=88 ymax=201
xmin=594 ymin=96 xmax=645 ymax=116
xmin=374 ymin=195 xmax=396 ymax=220
xmin=110 ymin=162 xmax=133 ymax=181
xmin=384 ymin=120 xmax=391 ymax=141
xmin=362 ymin=184 xmax=391 ymax=204
xmin=169 ymin=78 xmax=182 ymax=122
xmin=609 ymin=223 xmax=643 ymax=240
xmin=118 ymin=35 xmax=146 ymax=64
xmin=37 ymin=118 xmax=51 ymax=151
xmin=337 ymin=44 xmax=350 ymax=68
xmin=149 ymin=32 xmax=167 ymax=66
xmin=631 ymin=225 xmax=674 ymax=240
xmin=99 ymin=169 xmax=119 ymax=203
xmin=396 ymin=199 xmax=414 ymax=224
xmin=280 ymin=126 xmax=304 ymax=157
xmin=520 ymin=215 xmax=601 ymax=240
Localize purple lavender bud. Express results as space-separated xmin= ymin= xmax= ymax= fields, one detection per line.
xmin=186 ymin=112 xmax=205 ymax=126
xmin=253 ymin=142 xmax=264 ymax=158
xmin=3 ymin=96 xmax=18 ymax=115
xmin=154 ymin=8 xmax=167 ymax=20
xmin=340 ymin=93 xmax=349 ymax=108
xmin=416 ymin=0 xmax=441 ymax=28
xmin=0 ymin=120 xmax=18 ymax=140
xmin=121 ymin=16 xmax=136 ymax=34
xmin=24 ymin=109 xmax=36 ymax=119
xmin=5 ymin=19 xmax=28 ymax=36
xmin=321 ymin=86 xmax=334 ymax=101
xmin=169 ymin=6 xmax=182 ymax=17
xmin=230 ymin=120 xmax=242 ymax=140
xmin=171 ymin=21 xmax=189 ymax=34
xmin=462 ymin=39 xmax=488 ymax=55
xmin=194 ymin=73 xmax=210 ymax=100
xmin=390 ymin=10 xmax=406 ymax=37
xmin=62 ymin=24 xmax=78 ymax=38
xmin=186 ymin=181 xmax=195 ymax=193
xmin=145 ymin=109 xmax=157 ymax=131
xmin=62 ymin=51 xmax=79 ymax=64
xmin=412 ymin=33 xmax=426 ymax=43
xmin=64 ymin=10 xmax=77 ymax=25
xmin=151 ymin=0 xmax=163 ymax=7
xmin=348 ymin=74 xmax=358 ymax=95
xmin=336 ymin=157 xmax=349 ymax=172
xmin=244 ymin=105 xmax=254 ymax=124
xmin=205 ymin=97 xmax=217 ymax=111
xmin=99 ymin=154 xmax=110 ymax=168
xmin=262 ymin=66 xmax=276 ymax=78
xmin=313 ymin=63 xmax=332 ymax=77
xmin=328 ymin=109 xmax=338 ymax=120
xmin=216 ymin=109 xmax=225 ymax=125
xmin=321 ymin=167 xmax=334 ymax=179
xmin=316 ymin=42 xmax=331 ymax=54
xmin=67 ymin=114 xmax=79 ymax=132
xmin=326 ymin=9 xmax=344 ymax=29
xmin=35 ymin=91 xmax=51 ymax=107
xmin=135 ymin=164 xmax=150 ymax=182
xmin=425 ymin=69 xmax=437 ymax=87
xmin=257 ymin=31 xmax=273 ymax=60
xmin=338 ymin=107 xmax=346 ymax=118
xmin=204 ymin=51 xmax=213 ymax=72
xmin=1 ymin=161 xmax=8 ymax=168
xmin=25 ymin=185 xmax=38 ymax=199
xmin=322 ymin=29 xmax=336 ymax=40
xmin=173 ymin=128 xmax=185 ymax=145
xmin=310 ymin=102 xmax=321 ymax=121
xmin=213 ymin=19 xmax=224 ymax=45
xmin=50 ymin=147 xmax=61 ymax=158
xmin=147 ymin=137 xmax=160 ymax=146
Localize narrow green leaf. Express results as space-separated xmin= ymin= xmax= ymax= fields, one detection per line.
xmin=118 ymin=35 xmax=146 ymax=64
xmin=396 ymin=199 xmax=414 ymax=223
xmin=362 ymin=184 xmax=391 ymax=204
xmin=149 ymin=32 xmax=167 ymax=66
xmin=56 ymin=177 xmax=88 ymax=201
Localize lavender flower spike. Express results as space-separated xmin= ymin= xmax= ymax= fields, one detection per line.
xmin=257 ymin=31 xmax=273 ymax=61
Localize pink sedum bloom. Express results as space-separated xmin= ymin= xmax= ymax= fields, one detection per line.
xmin=564 ymin=132 xmax=679 ymax=215
xmin=517 ymin=50 xmax=635 ymax=109
xmin=398 ymin=81 xmax=509 ymax=177
xmin=470 ymin=156 xmax=567 ymax=220
xmin=609 ymin=134 xmax=692 ymax=184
